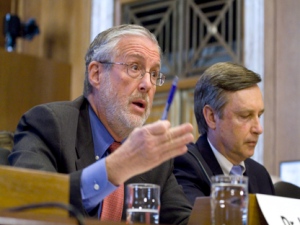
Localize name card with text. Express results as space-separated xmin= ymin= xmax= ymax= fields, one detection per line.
xmin=256 ymin=194 xmax=300 ymax=225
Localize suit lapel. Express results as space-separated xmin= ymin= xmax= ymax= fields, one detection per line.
xmin=196 ymin=135 xmax=223 ymax=175
xmin=75 ymin=98 xmax=95 ymax=170
xmin=244 ymin=159 xmax=257 ymax=192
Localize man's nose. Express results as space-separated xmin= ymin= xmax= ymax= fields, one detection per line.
xmin=138 ymin=72 xmax=153 ymax=92
xmin=252 ymin=116 xmax=263 ymax=134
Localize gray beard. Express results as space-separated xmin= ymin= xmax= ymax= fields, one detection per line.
xmin=99 ymin=78 xmax=150 ymax=139
xmin=106 ymin=106 xmax=147 ymax=139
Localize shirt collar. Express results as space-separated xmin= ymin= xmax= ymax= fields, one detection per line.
xmin=207 ymin=137 xmax=246 ymax=175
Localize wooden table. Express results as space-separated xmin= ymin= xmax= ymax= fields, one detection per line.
xmin=188 ymin=194 xmax=268 ymax=225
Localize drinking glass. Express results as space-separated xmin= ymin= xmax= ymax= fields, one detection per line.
xmin=126 ymin=183 xmax=160 ymax=224
xmin=210 ymin=175 xmax=248 ymax=225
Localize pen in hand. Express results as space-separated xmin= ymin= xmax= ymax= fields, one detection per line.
xmin=161 ymin=76 xmax=179 ymax=120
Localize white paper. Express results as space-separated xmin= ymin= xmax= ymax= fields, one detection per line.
xmin=256 ymin=194 xmax=300 ymax=225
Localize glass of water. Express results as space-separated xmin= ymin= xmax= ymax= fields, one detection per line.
xmin=210 ymin=175 xmax=249 ymax=225
xmin=126 ymin=183 xmax=160 ymax=224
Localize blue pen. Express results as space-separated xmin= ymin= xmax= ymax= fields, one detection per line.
xmin=161 ymin=76 xmax=179 ymax=120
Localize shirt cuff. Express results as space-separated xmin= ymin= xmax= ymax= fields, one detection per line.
xmin=80 ymin=158 xmax=117 ymax=212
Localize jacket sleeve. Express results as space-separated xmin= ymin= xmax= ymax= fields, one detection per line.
xmin=159 ymin=171 xmax=193 ymax=225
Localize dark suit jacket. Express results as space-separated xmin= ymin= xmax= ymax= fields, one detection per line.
xmin=174 ymin=134 xmax=275 ymax=205
xmin=9 ymin=96 xmax=192 ymax=225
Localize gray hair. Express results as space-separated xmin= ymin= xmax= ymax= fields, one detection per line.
xmin=83 ymin=24 xmax=161 ymax=97
xmin=194 ymin=62 xmax=262 ymax=134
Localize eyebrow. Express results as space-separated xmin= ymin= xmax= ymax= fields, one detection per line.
xmin=236 ymin=108 xmax=265 ymax=115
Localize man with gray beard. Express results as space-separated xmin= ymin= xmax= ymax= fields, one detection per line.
xmin=9 ymin=24 xmax=194 ymax=224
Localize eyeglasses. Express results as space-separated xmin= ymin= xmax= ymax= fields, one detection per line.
xmin=98 ymin=61 xmax=165 ymax=86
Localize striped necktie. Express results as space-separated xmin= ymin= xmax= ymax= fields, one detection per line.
xmin=101 ymin=141 xmax=124 ymax=221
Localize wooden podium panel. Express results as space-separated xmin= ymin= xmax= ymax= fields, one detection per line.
xmin=0 ymin=211 xmax=127 ymax=225
xmin=188 ymin=194 xmax=268 ymax=225
xmin=0 ymin=165 xmax=69 ymax=217
xmin=0 ymin=49 xmax=71 ymax=131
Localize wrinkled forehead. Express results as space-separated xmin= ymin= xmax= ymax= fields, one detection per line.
xmin=115 ymin=36 xmax=161 ymax=66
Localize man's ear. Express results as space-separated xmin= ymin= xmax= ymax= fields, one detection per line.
xmin=88 ymin=61 xmax=103 ymax=89
xmin=203 ymin=105 xmax=217 ymax=130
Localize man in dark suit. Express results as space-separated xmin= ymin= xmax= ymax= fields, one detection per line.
xmin=174 ymin=62 xmax=275 ymax=205
xmin=9 ymin=24 xmax=194 ymax=224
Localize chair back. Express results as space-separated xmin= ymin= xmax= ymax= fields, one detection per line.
xmin=0 ymin=165 xmax=70 ymax=216
xmin=0 ymin=148 xmax=10 ymax=165
xmin=274 ymin=181 xmax=300 ymax=199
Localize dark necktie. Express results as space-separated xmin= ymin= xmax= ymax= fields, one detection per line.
xmin=230 ymin=165 xmax=243 ymax=175
xmin=101 ymin=141 xmax=124 ymax=221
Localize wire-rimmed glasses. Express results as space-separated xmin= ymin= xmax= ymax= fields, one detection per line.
xmin=98 ymin=61 xmax=165 ymax=86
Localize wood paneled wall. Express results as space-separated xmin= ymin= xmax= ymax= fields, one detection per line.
xmin=264 ymin=0 xmax=300 ymax=176
xmin=0 ymin=49 xmax=71 ymax=131
xmin=0 ymin=0 xmax=90 ymax=131
xmin=0 ymin=0 xmax=14 ymax=49
xmin=1 ymin=0 xmax=91 ymax=100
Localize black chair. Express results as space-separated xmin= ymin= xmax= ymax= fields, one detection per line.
xmin=274 ymin=181 xmax=300 ymax=199
xmin=0 ymin=148 xmax=10 ymax=165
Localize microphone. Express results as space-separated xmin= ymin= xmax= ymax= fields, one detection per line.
xmin=3 ymin=13 xmax=39 ymax=52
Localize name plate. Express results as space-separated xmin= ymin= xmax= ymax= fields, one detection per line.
xmin=256 ymin=194 xmax=300 ymax=224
